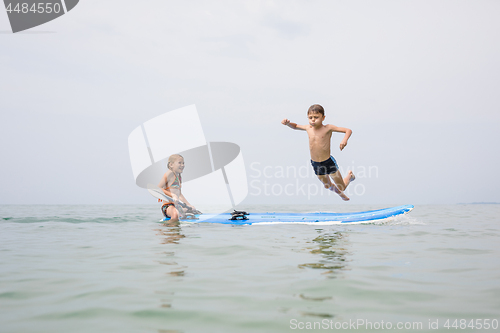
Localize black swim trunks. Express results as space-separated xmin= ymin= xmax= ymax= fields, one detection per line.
xmin=311 ymin=156 xmax=339 ymax=175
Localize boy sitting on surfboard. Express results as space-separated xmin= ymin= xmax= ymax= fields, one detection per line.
xmin=158 ymin=154 xmax=197 ymax=221
xmin=282 ymin=104 xmax=355 ymax=201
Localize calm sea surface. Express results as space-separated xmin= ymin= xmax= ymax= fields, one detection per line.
xmin=1 ymin=204 xmax=499 ymax=333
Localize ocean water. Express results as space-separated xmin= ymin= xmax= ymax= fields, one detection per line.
xmin=1 ymin=204 xmax=499 ymax=333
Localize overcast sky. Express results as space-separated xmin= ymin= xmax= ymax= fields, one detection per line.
xmin=1 ymin=0 xmax=499 ymax=206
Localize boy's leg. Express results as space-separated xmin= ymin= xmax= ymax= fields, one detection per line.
xmin=317 ymin=174 xmax=333 ymax=189
xmin=317 ymin=174 xmax=350 ymax=201
xmin=330 ymin=170 xmax=355 ymax=192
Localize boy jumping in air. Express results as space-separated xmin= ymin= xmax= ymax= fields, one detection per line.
xmin=282 ymin=104 xmax=355 ymax=201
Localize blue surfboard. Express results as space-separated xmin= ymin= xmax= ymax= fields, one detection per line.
xmin=161 ymin=205 xmax=414 ymax=225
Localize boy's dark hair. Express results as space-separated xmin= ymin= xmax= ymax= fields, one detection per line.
xmin=307 ymin=104 xmax=325 ymax=116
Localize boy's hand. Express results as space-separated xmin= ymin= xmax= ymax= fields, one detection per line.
xmin=340 ymin=140 xmax=348 ymax=151
xmin=281 ymin=118 xmax=290 ymax=126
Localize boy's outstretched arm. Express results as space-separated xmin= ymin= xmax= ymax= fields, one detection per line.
xmin=329 ymin=125 xmax=352 ymax=151
xmin=281 ymin=118 xmax=307 ymax=130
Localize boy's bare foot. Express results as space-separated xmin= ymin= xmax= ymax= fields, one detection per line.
xmin=329 ymin=185 xmax=350 ymax=201
xmin=348 ymin=170 xmax=355 ymax=182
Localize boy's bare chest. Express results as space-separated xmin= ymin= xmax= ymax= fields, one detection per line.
xmin=307 ymin=128 xmax=332 ymax=143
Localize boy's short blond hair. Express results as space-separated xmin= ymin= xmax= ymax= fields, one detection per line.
xmin=308 ymin=104 xmax=325 ymax=116
xmin=167 ymin=154 xmax=183 ymax=170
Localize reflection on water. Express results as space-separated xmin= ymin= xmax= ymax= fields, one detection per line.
xmin=155 ymin=221 xmax=185 ymax=244
xmin=154 ymin=223 xmax=187 ymax=278
xmin=166 ymin=270 xmax=185 ymax=277
xmin=299 ymin=230 xmax=349 ymax=278
xmin=299 ymin=294 xmax=333 ymax=301
xmin=153 ymin=223 xmax=187 ymax=333
xmin=300 ymin=311 xmax=335 ymax=318
xmin=297 ymin=230 xmax=350 ymax=319
xmin=151 ymin=223 xmax=351 ymax=327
